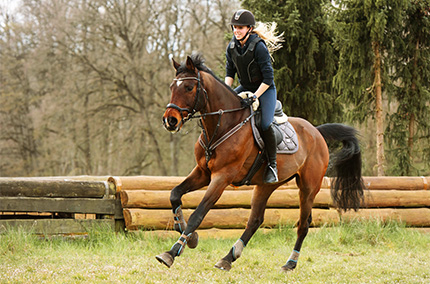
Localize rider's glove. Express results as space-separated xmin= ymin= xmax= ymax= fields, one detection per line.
xmin=240 ymin=95 xmax=256 ymax=108
xmin=238 ymin=92 xmax=259 ymax=110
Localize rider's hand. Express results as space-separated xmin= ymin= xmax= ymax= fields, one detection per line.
xmin=240 ymin=95 xmax=257 ymax=108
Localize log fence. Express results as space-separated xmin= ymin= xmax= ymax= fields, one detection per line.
xmin=1 ymin=175 xmax=429 ymax=237
xmin=0 ymin=177 xmax=123 ymax=235
xmin=110 ymin=176 xmax=430 ymax=233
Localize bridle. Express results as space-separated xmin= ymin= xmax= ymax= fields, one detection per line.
xmin=165 ymin=70 xmax=255 ymax=166
xmin=166 ymin=70 xmax=246 ymax=123
xmin=166 ymin=71 xmax=208 ymax=127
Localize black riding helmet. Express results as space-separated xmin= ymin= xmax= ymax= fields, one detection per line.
xmin=230 ymin=10 xmax=255 ymax=42
xmin=230 ymin=9 xmax=256 ymax=27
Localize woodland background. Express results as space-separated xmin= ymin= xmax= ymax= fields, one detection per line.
xmin=1 ymin=0 xmax=429 ymax=178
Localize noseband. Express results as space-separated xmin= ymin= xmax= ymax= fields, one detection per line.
xmin=166 ymin=71 xmax=208 ymax=126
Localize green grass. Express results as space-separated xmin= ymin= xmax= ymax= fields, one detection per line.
xmin=1 ymin=221 xmax=429 ymax=283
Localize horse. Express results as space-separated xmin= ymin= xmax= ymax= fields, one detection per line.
xmin=156 ymin=54 xmax=365 ymax=272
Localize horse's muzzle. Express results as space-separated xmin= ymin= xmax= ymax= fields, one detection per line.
xmin=162 ymin=109 xmax=182 ymax=132
xmin=163 ymin=116 xmax=179 ymax=132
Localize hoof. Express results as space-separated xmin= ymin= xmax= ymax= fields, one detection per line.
xmin=214 ymin=259 xmax=232 ymax=271
xmin=281 ymin=261 xmax=297 ymax=272
xmin=187 ymin=232 xmax=199 ymax=249
xmin=155 ymin=252 xmax=174 ymax=268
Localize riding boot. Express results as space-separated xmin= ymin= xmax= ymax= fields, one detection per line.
xmin=262 ymin=124 xmax=278 ymax=184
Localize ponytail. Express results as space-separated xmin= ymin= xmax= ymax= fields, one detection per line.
xmin=253 ymin=22 xmax=284 ymax=56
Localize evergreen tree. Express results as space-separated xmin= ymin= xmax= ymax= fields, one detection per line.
xmin=329 ymin=0 xmax=407 ymax=176
xmin=386 ymin=1 xmax=430 ymax=175
xmin=242 ymin=0 xmax=342 ymax=125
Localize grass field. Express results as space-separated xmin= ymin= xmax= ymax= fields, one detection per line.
xmin=1 ymin=220 xmax=429 ymax=283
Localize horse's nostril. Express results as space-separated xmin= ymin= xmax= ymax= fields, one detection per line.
xmin=167 ymin=116 xmax=178 ymax=127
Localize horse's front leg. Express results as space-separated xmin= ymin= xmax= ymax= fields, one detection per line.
xmin=156 ymin=174 xmax=230 ymax=268
xmin=170 ymin=166 xmax=210 ymax=248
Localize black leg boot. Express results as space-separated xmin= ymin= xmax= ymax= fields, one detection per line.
xmin=262 ymin=124 xmax=278 ymax=184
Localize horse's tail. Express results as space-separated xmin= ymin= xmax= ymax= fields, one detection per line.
xmin=316 ymin=123 xmax=365 ymax=212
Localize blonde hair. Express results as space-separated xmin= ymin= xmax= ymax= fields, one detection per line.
xmin=253 ymin=22 xmax=284 ymax=56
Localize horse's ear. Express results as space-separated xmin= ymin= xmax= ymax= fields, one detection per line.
xmin=172 ymin=58 xmax=181 ymax=70
xmin=186 ymin=56 xmax=196 ymax=72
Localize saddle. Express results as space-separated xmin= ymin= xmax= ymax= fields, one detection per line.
xmin=232 ymin=101 xmax=299 ymax=186
xmin=251 ymin=100 xmax=299 ymax=154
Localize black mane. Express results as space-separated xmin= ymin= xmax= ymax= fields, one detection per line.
xmin=176 ymin=53 xmax=237 ymax=95
xmin=176 ymin=53 xmax=208 ymax=74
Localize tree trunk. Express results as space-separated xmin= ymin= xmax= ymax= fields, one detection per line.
xmin=408 ymin=38 xmax=420 ymax=167
xmin=144 ymin=117 xmax=168 ymax=176
xmin=408 ymin=113 xmax=415 ymax=156
xmin=373 ymin=41 xmax=385 ymax=176
xmin=83 ymin=93 xmax=92 ymax=173
xmin=170 ymin=135 xmax=179 ymax=176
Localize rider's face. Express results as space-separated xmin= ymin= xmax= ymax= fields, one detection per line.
xmin=233 ymin=25 xmax=250 ymax=40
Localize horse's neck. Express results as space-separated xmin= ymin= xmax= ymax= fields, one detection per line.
xmin=204 ymin=73 xmax=241 ymax=113
xmin=200 ymin=73 xmax=247 ymax=136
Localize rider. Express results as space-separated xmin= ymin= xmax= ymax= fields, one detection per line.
xmin=225 ymin=9 xmax=283 ymax=184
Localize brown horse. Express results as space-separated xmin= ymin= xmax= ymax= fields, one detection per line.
xmin=156 ymin=54 xmax=364 ymax=272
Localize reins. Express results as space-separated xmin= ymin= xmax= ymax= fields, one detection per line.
xmin=166 ymin=70 xmax=255 ymax=167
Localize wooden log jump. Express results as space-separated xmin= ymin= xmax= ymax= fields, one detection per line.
xmin=0 ymin=177 xmax=123 ymax=235
xmin=110 ymin=175 xmax=430 ymax=232
xmin=2 ymin=175 xmax=429 ymax=236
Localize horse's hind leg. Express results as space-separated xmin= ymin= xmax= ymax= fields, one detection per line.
xmin=281 ymin=172 xmax=324 ymax=272
xmin=215 ymin=184 xmax=278 ymax=271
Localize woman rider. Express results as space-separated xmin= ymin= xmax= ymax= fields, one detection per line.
xmin=225 ymin=9 xmax=283 ymax=184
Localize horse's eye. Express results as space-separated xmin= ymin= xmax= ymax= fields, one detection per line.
xmin=186 ymin=85 xmax=194 ymax=92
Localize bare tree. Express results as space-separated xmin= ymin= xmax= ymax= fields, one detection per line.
xmin=0 ymin=0 xmax=239 ymax=177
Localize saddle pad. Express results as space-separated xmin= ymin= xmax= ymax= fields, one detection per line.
xmin=251 ymin=110 xmax=299 ymax=154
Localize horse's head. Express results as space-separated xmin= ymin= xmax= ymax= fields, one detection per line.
xmin=162 ymin=56 xmax=207 ymax=132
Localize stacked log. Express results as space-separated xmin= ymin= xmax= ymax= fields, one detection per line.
xmin=2 ymin=175 xmax=428 ymax=237
xmin=0 ymin=177 xmax=123 ymax=235
xmin=112 ymin=176 xmax=430 ymax=232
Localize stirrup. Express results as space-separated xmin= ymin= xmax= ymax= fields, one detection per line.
xmin=264 ymin=165 xmax=278 ymax=184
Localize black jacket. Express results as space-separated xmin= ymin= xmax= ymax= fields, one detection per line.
xmin=226 ymin=34 xmax=274 ymax=92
